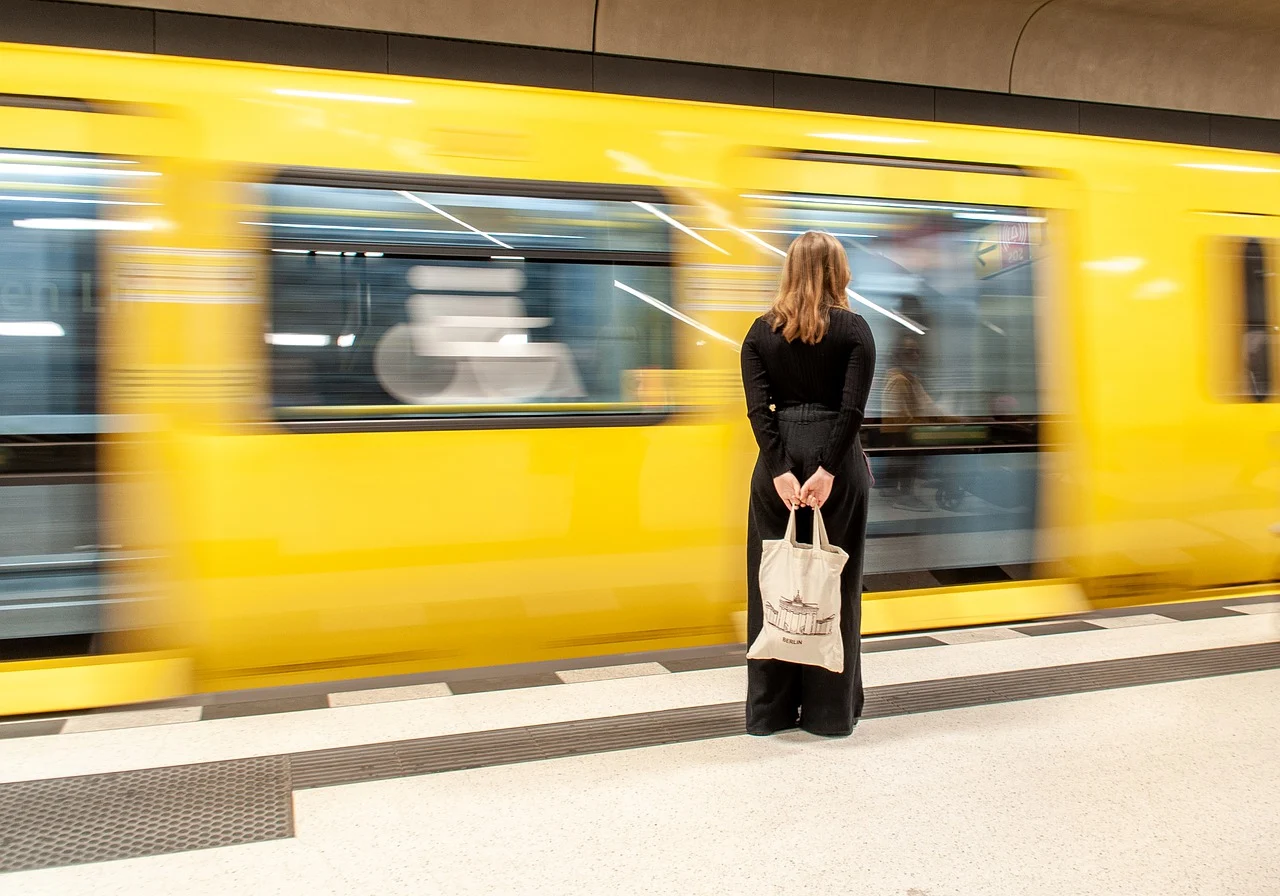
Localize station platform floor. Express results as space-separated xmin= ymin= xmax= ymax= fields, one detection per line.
xmin=1 ymin=595 xmax=1277 ymax=895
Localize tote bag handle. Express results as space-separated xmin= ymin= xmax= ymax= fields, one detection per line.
xmin=812 ymin=507 xmax=833 ymax=552
xmin=781 ymin=508 xmax=833 ymax=552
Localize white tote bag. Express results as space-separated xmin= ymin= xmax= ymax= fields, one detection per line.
xmin=746 ymin=508 xmax=849 ymax=673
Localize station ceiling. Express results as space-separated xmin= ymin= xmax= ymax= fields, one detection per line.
xmin=59 ymin=0 xmax=1280 ymax=119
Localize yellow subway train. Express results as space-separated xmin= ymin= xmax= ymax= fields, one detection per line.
xmin=1 ymin=40 xmax=1276 ymax=715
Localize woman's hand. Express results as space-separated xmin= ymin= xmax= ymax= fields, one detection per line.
xmin=773 ymin=472 xmax=803 ymax=510
xmin=800 ymin=467 xmax=835 ymax=509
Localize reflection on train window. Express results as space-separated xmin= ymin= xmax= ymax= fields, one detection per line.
xmin=259 ymin=181 xmax=679 ymax=419
xmin=742 ymin=192 xmax=1045 ymax=588
xmin=1238 ymin=238 xmax=1272 ymax=401
xmin=0 ymin=149 xmax=125 ymax=641
xmin=742 ymin=193 xmax=1041 ymax=421
xmin=0 ymin=149 xmax=117 ymax=431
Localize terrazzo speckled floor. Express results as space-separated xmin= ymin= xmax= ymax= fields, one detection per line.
xmin=7 ymin=669 xmax=1277 ymax=896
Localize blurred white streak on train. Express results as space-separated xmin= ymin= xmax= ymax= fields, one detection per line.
xmin=632 ymin=201 xmax=729 ymax=255
xmin=612 ymin=280 xmax=740 ymax=350
xmin=726 ymin=223 xmax=786 ymax=257
xmin=13 ymin=218 xmax=154 ymax=231
xmin=1083 ymin=257 xmax=1145 ymax=273
xmin=953 ymin=212 xmax=1046 ymax=224
xmin=0 ymin=321 xmax=65 ymax=337
xmin=273 ymin=88 xmax=412 ymax=105
xmin=1179 ymin=162 xmax=1280 ymax=174
xmin=266 ymin=333 xmax=331 ymax=347
xmin=808 ymin=132 xmax=926 ymax=145
xmin=0 ymin=162 xmax=158 ymax=177
xmin=396 ymin=191 xmax=514 ymax=250
xmin=0 ymin=194 xmax=156 ymax=206
xmin=846 ymin=287 xmax=926 ymax=335
xmin=0 ymin=152 xmax=138 ymax=165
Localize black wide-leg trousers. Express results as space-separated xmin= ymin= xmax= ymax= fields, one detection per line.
xmin=746 ymin=406 xmax=870 ymax=736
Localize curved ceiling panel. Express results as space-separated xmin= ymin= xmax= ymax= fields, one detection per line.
xmin=1012 ymin=2 xmax=1280 ymax=119
xmin=595 ymin=0 xmax=1044 ymax=93
xmin=78 ymin=0 xmax=598 ymax=50
xmin=61 ymin=0 xmax=1280 ymax=121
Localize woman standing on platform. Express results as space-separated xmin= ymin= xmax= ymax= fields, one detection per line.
xmin=740 ymin=231 xmax=877 ymax=737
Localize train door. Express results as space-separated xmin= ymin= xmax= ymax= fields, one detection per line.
xmin=1193 ymin=211 xmax=1280 ymax=586
xmin=0 ymin=93 xmax=190 ymax=713
xmin=728 ymin=145 xmax=1085 ymax=631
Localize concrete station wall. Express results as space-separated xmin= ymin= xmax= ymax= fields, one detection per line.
xmin=4 ymin=0 xmax=1280 ymax=151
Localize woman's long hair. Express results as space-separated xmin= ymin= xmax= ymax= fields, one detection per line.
xmin=768 ymin=231 xmax=851 ymax=344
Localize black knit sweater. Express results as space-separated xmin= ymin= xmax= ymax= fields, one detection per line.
xmin=740 ymin=308 xmax=878 ymax=478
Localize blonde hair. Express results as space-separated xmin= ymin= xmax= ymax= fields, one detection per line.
xmin=768 ymin=231 xmax=851 ymax=344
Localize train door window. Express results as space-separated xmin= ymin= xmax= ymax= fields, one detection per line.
xmin=740 ymin=192 xmax=1045 ymax=588
xmin=255 ymin=175 xmax=685 ymax=426
xmin=0 ymin=149 xmax=125 ymax=647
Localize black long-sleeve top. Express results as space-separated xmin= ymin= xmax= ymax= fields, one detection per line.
xmin=740 ymin=308 xmax=877 ymax=478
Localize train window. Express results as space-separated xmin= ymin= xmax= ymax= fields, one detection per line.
xmin=0 ymin=149 xmax=126 ymax=641
xmin=1237 ymin=238 xmax=1272 ymax=401
xmin=256 ymin=179 xmax=679 ymax=424
xmin=742 ymin=191 xmax=1045 ymax=589
xmin=0 ymin=149 xmax=114 ymax=429
xmin=741 ymin=193 xmax=1042 ymax=421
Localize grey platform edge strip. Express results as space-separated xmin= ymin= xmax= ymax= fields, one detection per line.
xmin=290 ymin=641 xmax=1280 ymax=789
xmin=0 ymin=755 xmax=292 ymax=874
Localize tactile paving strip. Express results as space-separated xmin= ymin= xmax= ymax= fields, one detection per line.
xmin=291 ymin=641 xmax=1280 ymax=790
xmin=0 ymin=755 xmax=292 ymax=873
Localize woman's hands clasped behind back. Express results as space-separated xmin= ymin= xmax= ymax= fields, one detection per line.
xmin=772 ymin=472 xmax=803 ymax=510
xmin=799 ymin=467 xmax=833 ymax=509
xmin=772 ymin=466 xmax=834 ymax=511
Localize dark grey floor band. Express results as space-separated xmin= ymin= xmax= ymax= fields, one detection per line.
xmin=291 ymin=641 xmax=1280 ymax=789
xmin=290 ymin=702 xmax=747 ymax=790
xmin=4 ymin=641 xmax=1277 ymax=875
xmin=868 ymin=641 xmax=1278 ymax=717
xmin=1011 ymin=620 xmax=1106 ymax=636
xmin=201 ymin=694 xmax=330 ymax=721
xmin=0 ymin=720 xmax=64 ymax=739
xmin=863 ymin=635 xmax=948 ymax=652
xmin=0 ymin=756 xmax=292 ymax=874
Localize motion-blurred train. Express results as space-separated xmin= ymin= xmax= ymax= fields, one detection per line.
xmin=2 ymin=40 xmax=1276 ymax=715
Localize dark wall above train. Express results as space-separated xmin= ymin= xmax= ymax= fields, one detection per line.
xmin=4 ymin=0 xmax=1280 ymax=151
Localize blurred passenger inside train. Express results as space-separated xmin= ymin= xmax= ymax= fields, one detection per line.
xmin=881 ymin=330 xmax=941 ymax=511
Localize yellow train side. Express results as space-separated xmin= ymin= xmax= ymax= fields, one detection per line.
xmin=0 ymin=41 xmax=1275 ymax=714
